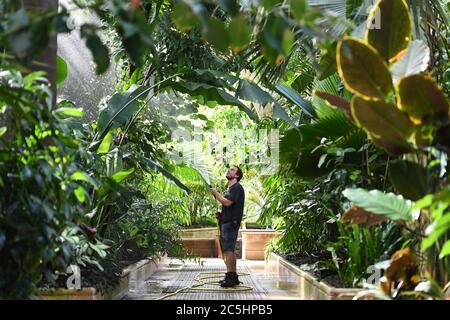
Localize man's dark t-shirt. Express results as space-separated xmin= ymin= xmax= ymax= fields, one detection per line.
xmin=220 ymin=182 xmax=245 ymax=224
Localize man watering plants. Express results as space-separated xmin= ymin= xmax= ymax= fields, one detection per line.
xmin=209 ymin=166 xmax=245 ymax=288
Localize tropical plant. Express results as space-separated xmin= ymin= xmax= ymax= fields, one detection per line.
xmin=331 ymin=0 xmax=450 ymax=298
xmin=0 ymin=71 xmax=86 ymax=298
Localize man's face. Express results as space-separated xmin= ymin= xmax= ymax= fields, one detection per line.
xmin=226 ymin=167 xmax=239 ymax=180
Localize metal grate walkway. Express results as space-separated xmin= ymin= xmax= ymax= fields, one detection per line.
xmin=123 ymin=258 xmax=302 ymax=300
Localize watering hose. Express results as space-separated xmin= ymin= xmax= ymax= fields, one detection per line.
xmin=157 ymin=271 xmax=253 ymax=300
xmin=157 ymin=215 xmax=254 ymax=300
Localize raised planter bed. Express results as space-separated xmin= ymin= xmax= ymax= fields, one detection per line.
xmin=182 ymin=238 xmax=217 ymax=257
xmin=241 ymin=229 xmax=280 ymax=260
xmin=39 ymin=255 xmax=167 ymax=300
xmin=266 ymin=252 xmax=362 ymax=300
xmin=182 ymin=227 xmax=242 ymax=258
xmin=179 ymin=227 xmax=218 ymax=239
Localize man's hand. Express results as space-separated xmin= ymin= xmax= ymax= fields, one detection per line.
xmin=210 ymin=187 xmax=219 ymax=198
xmin=215 ymin=211 xmax=221 ymax=221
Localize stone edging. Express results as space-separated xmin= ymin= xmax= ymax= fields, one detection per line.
xmin=40 ymin=255 xmax=167 ymax=300
xmin=266 ymin=252 xmax=362 ymax=300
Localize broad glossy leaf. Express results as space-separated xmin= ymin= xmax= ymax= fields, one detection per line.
xmin=351 ymin=96 xmax=413 ymax=154
xmin=314 ymin=90 xmax=352 ymax=119
xmin=237 ymin=79 xmax=291 ymax=123
xmin=366 ymin=0 xmax=412 ymax=62
xmin=97 ymin=85 xmax=149 ymax=139
xmin=110 ymin=168 xmax=135 ymax=183
xmin=138 ymin=155 xmax=190 ymax=195
xmin=440 ymin=240 xmax=450 ymax=259
xmin=55 ymin=107 xmax=84 ymax=117
xmin=337 ymin=38 xmax=393 ymax=100
xmin=0 ymin=127 xmax=7 ymax=138
xmin=274 ymin=83 xmax=316 ymax=118
xmin=203 ymin=17 xmax=229 ymax=53
xmin=384 ymin=247 xmax=419 ymax=284
xmin=343 ymin=188 xmax=415 ymax=221
xmin=260 ymin=14 xmax=290 ymax=65
xmin=317 ymin=44 xmax=337 ymax=80
xmin=342 ymin=205 xmax=388 ymax=228
xmin=97 ymin=131 xmax=113 ymax=154
xmin=389 ymin=160 xmax=431 ymax=201
xmin=280 ymin=127 xmax=330 ymax=179
xmin=81 ymin=26 xmax=110 ymax=75
xmin=422 ymin=213 xmax=450 ymax=250
xmin=189 ymin=69 xmax=239 ymax=89
xmin=171 ymin=2 xmax=199 ymax=32
xmin=71 ymin=171 xmax=99 ymax=190
xmin=165 ymin=80 xmax=258 ymax=121
xmin=397 ymin=74 xmax=449 ymax=123
xmin=56 ymin=55 xmax=68 ymax=89
xmin=228 ymin=14 xmax=251 ymax=52
xmin=391 ymin=40 xmax=430 ymax=84
xmin=74 ymin=186 xmax=86 ymax=203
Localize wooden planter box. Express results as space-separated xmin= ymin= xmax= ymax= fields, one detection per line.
xmin=39 ymin=256 xmax=167 ymax=300
xmin=179 ymin=227 xmax=218 ymax=239
xmin=266 ymin=253 xmax=362 ymax=300
xmin=241 ymin=229 xmax=280 ymax=260
xmin=182 ymin=238 xmax=217 ymax=257
xmin=182 ymin=227 xmax=243 ymax=258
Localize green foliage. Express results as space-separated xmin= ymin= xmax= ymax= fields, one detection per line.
xmin=56 ymin=55 xmax=68 ymax=88
xmin=366 ymin=0 xmax=412 ymax=62
xmin=0 ymin=71 xmax=85 ymax=298
xmin=327 ymin=222 xmax=406 ymax=287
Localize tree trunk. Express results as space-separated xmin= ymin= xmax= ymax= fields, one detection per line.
xmin=23 ymin=0 xmax=58 ymax=106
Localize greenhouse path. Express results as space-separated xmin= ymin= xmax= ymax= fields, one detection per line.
xmin=123 ymin=258 xmax=303 ymax=300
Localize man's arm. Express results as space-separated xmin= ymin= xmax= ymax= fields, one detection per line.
xmin=210 ymin=188 xmax=233 ymax=207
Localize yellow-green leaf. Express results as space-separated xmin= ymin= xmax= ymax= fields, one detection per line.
xmin=397 ymin=74 xmax=449 ymax=123
xmin=0 ymin=127 xmax=6 ymax=138
xmin=351 ymin=96 xmax=413 ymax=154
xmin=337 ymin=37 xmax=393 ymax=100
xmin=97 ymin=130 xmax=113 ymax=154
xmin=366 ymin=0 xmax=412 ymax=62
xmin=439 ymin=240 xmax=450 ymax=259
xmin=74 ymin=186 xmax=86 ymax=203
xmin=111 ymin=168 xmax=135 ymax=183
xmin=55 ymin=107 xmax=85 ymax=117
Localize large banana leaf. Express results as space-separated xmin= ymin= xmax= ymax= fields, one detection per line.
xmin=237 ymin=79 xmax=292 ymax=123
xmin=162 ymin=79 xmax=259 ymax=121
xmin=138 ymin=155 xmax=191 ymax=195
xmin=97 ymin=85 xmax=150 ymax=139
xmin=274 ymin=83 xmax=317 ymax=118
